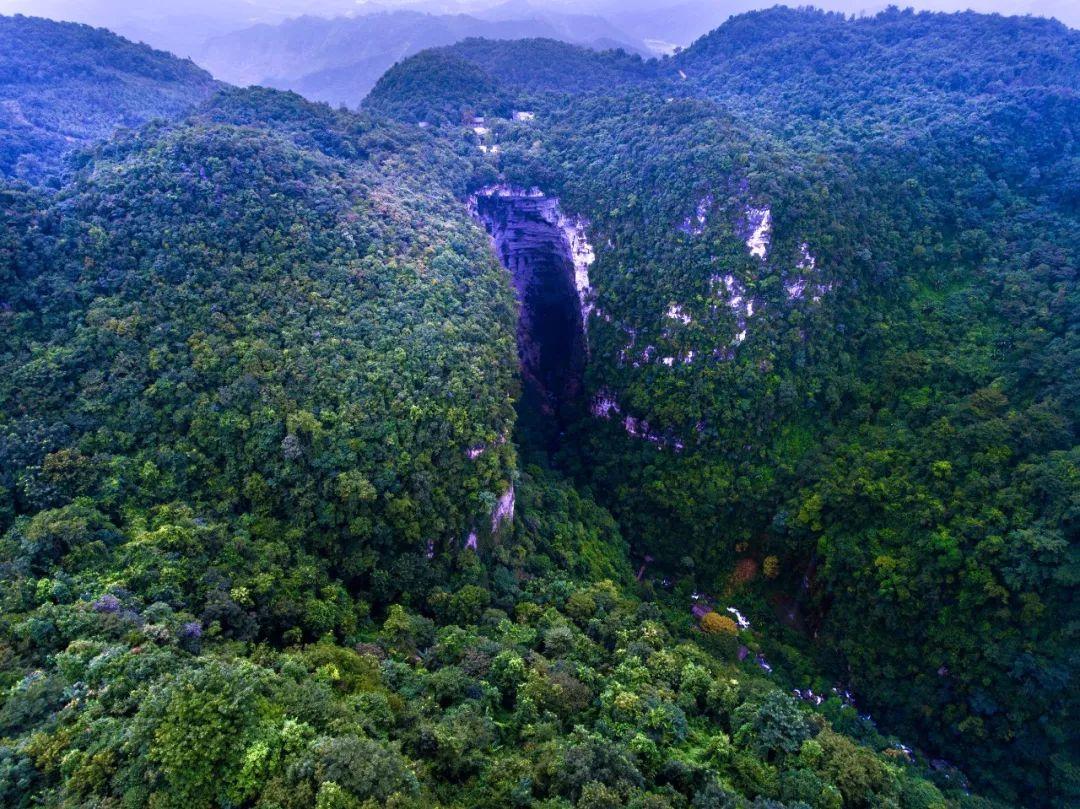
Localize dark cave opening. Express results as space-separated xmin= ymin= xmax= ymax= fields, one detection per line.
xmin=472 ymin=190 xmax=588 ymax=452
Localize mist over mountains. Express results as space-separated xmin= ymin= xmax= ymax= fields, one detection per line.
xmin=197 ymin=9 xmax=647 ymax=107
xmin=0 ymin=3 xmax=1077 ymax=809
xmin=1 ymin=1 xmax=1077 ymax=74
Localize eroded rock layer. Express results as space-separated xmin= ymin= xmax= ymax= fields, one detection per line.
xmin=472 ymin=189 xmax=588 ymax=441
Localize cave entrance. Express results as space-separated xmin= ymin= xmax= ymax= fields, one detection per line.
xmin=472 ymin=189 xmax=588 ymax=453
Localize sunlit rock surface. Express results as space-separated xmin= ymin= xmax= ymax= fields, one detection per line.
xmin=742 ymin=206 xmax=771 ymax=259
xmin=592 ymin=391 xmax=684 ymax=451
xmin=786 ymin=242 xmax=830 ymax=302
xmin=558 ymin=212 xmax=597 ymax=330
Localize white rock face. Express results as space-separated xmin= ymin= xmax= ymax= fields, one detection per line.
xmin=591 ymin=391 xmax=621 ymax=418
xmin=666 ymin=303 xmax=692 ymax=324
xmin=679 ymin=193 xmax=714 ymax=236
xmin=785 ymin=278 xmax=808 ymax=299
xmin=491 ymin=485 xmax=515 ymax=533
xmin=557 ymin=213 xmax=597 ymax=330
xmin=786 ymin=242 xmax=829 ymax=302
xmin=712 ymin=273 xmax=742 ymax=310
xmin=591 ymin=388 xmax=684 ymax=451
xmin=711 ymin=273 xmax=756 ymax=348
xmin=662 ymin=356 xmax=675 ymax=366
xmin=812 ymin=282 xmax=833 ymax=303
xmin=512 ymin=110 xmax=535 ymax=121
xmin=470 ymin=183 xmax=544 ymax=202
xmin=744 ymin=206 xmax=771 ymax=259
xmin=623 ymin=414 xmax=685 ymax=452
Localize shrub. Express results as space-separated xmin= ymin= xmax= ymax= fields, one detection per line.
xmin=700 ymin=613 xmax=738 ymax=635
xmin=311 ymin=735 xmax=419 ymax=802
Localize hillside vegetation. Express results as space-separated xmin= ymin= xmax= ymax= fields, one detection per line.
xmin=0 ymin=80 xmax=958 ymax=808
xmin=0 ymin=7 xmax=1076 ymax=809
xmin=369 ymin=8 xmax=1079 ymax=804
xmin=0 ymin=15 xmax=218 ymax=183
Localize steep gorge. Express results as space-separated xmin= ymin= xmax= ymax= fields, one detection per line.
xmin=471 ymin=187 xmax=592 ymax=451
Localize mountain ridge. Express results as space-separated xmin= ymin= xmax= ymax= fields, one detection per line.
xmin=196 ymin=8 xmax=650 ymax=108
xmin=0 ymin=14 xmax=219 ymax=183
xmin=0 ymin=8 xmax=1076 ymax=808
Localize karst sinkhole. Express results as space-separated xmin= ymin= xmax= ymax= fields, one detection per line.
xmin=471 ymin=189 xmax=590 ymax=452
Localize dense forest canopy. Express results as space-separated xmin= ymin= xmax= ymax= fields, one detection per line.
xmin=0 ymin=6 xmax=1076 ymax=809
xmin=367 ymin=7 xmax=1079 ymax=804
xmin=0 ymin=15 xmax=219 ymax=184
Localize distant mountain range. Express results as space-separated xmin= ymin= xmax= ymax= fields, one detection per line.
xmin=197 ymin=8 xmax=648 ymax=107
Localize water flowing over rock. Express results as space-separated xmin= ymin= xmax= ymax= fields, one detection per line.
xmin=726 ymin=606 xmax=751 ymax=630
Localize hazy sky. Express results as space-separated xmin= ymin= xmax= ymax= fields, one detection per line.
xmin=0 ymin=0 xmax=1075 ymax=58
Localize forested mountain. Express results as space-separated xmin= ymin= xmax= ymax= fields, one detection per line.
xmin=0 ymin=15 xmax=219 ymax=183
xmin=367 ymin=7 xmax=1079 ymax=803
xmin=197 ymin=10 xmax=647 ymax=108
xmin=0 ymin=7 xmax=1077 ymax=809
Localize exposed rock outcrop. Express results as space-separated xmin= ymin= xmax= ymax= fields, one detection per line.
xmin=470 ymin=186 xmax=591 ymax=431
